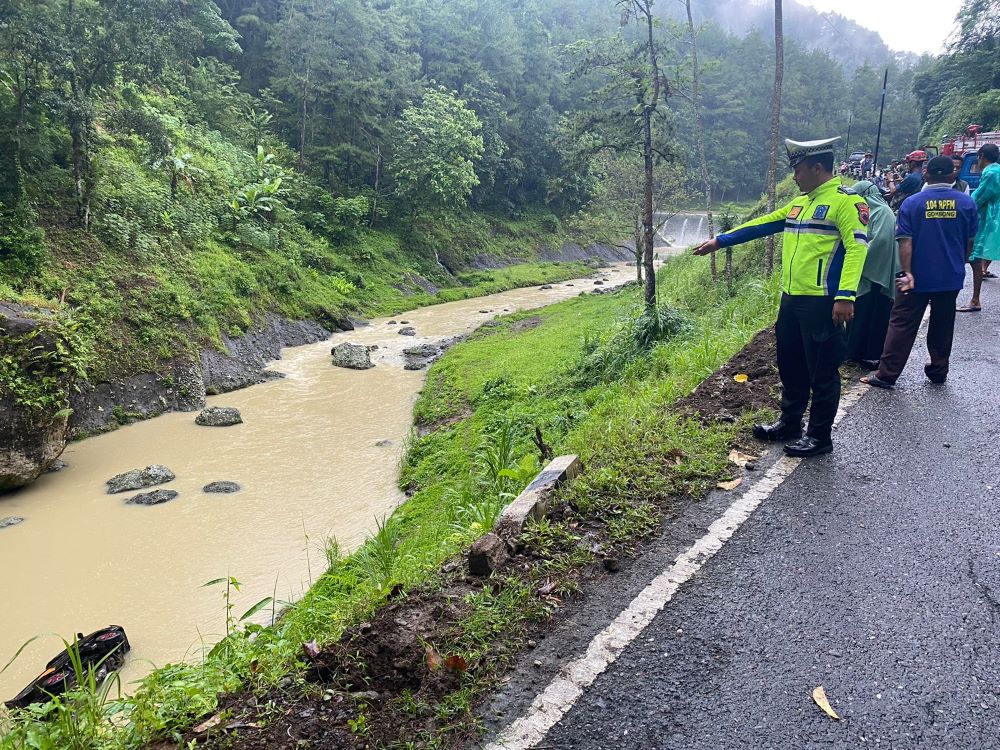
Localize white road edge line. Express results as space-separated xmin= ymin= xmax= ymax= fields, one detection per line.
xmin=484 ymin=382 xmax=869 ymax=750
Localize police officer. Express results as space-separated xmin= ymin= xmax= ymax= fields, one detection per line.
xmin=694 ymin=137 xmax=869 ymax=457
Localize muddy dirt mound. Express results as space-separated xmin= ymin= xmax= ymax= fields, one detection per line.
xmin=678 ymin=328 xmax=779 ymax=421
xmin=193 ymin=589 xmax=474 ymax=749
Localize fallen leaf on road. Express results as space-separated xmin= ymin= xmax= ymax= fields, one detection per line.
xmin=193 ymin=713 xmax=223 ymax=734
xmin=728 ymin=449 xmax=759 ymax=468
xmin=812 ymin=686 xmax=841 ymax=720
xmin=717 ymin=477 xmax=743 ymax=491
xmin=733 ymin=373 xmax=749 ymax=383
xmin=426 ymin=646 xmax=443 ymax=671
xmin=537 ymin=580 xmax=557 ymax=596
xmin=444 ymin=654 xmax=468 ymax=672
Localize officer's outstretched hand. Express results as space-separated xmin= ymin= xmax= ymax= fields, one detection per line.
xmin=832 ymin=300 xmax=855 ymax=325
xmin=692 ymin=238 xmax=720 ymax=256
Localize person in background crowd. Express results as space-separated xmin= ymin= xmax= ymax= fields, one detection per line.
xmin=890 ymin=151 xmax=927 ymax=210
xmin=694 ymin=136 xmax=868 ymax=457
xmin=862 ymin=152 xmax=874 ymax=179
xmin=862 ymin=156 xmax=978 ymax=388
xmin=959 ymin=143 xmax=1000 ymax=311
xmin=951 ymin=154 xmax=971 ymax=194
xmin=846 ymin=180 xmax=899 ymax=369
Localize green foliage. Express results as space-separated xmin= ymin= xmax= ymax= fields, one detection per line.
xmin=391 ymin=88 xmax=485 ymax=213
xmin=0 ymin=312 xmax=92 ymax=416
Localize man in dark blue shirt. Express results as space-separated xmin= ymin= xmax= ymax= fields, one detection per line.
xmin=863 ymin=156 xmax=979 ymax=387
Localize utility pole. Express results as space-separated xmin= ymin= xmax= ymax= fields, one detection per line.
xmin=872 ymin=69 xmax=888 ymax=171
xmin=845 ymin=112 xmax=853 ymax=160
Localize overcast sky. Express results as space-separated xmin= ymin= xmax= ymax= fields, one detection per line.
xmin=796 ymin=0 xmax=964 ymax=55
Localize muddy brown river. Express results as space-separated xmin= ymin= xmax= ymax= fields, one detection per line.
xmin=0 ymin=264 xmax=635 ymax=698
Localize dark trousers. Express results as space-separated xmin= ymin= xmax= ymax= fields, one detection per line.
xmin=775 ymin=294 xmax=846 ymax=442
xmin=846 ymin=286 xmax=893 ymax=364
xmin=875 ymin=290 xmax=959 ymax=384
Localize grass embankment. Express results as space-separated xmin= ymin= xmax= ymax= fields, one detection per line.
xmin=0 ymin=235 xmax=781 ymax=749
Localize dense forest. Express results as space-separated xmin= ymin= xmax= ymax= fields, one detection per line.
xmin=0 ymin=0 xmax=937 ymax=382
xmin=914 ymin=0 xmax=1000 ymax=141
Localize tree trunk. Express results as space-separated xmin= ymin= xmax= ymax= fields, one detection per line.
xmin=765 ymin=0 xmax=784 ymax=275
xmin=642 ymin=109 xmax=656 ymax=309
xmin=639 ymin=0 xmax=661 ymax=310
xmin=685 ymin=0 xmax=717 ymax=284
xmin=299 ymin=69 xmax=309 ymax=170
xmin=69 ymin=98 xmax=93 ymax=231
xmin=635 ymin=214 xmax=643 ymax=283
xmin=370 ymin=144 xmax=381 ymax=228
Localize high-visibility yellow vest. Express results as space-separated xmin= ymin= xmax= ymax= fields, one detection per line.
xmin=718 ymin=178 xmax=869 ymax=301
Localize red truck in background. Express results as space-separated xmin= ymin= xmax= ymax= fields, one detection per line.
xmin=939 ymin=124 xmax=1000 ymax=189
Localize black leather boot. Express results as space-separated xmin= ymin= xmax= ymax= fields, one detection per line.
xmin=783 ymin=435 xmax=833 ymax=457
xmin=752 ymin=419 xmax=802 ymax=442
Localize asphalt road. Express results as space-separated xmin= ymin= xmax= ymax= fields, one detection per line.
xmin=535 ymin=290 xmax=1000 ymax=750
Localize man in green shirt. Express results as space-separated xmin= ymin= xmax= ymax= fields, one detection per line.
xmin=694 ymin=137 xmax=869 ymax=457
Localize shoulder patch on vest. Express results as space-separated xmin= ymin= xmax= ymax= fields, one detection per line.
xmin=856 ymin=201 xmax=869 ymax=226
xmin=838 ymin=185 xmax=857 ymax=194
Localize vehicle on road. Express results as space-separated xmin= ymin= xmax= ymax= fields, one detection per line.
xmin=940 ymin=124 xmax=1000 ymax=190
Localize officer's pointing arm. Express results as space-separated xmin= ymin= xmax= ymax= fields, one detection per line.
xmin=693 ymin=202 xmax=792 ymax=255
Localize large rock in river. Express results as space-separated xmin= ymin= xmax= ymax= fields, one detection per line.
xmin=195 ymin=406 xmax=243 ymax=427
xmin=0 ymin=307 xmax=81 ymax=491
xmin=106 ymin=464 xmax=176 ymax=494
xmin=331 ymin=342 xmax=374 ymax=370
xmin=126 ymin=489 xmax=178 ymax=506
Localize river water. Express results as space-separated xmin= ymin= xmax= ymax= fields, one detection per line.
xmin=0 ymin=263 xmax=634 ymax=699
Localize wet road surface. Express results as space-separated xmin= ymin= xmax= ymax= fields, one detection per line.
xmin=512 ymin=285 xmax=1000 ymax=749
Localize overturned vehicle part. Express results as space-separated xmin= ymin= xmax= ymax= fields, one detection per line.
xmin=4 ymin=625 xmax=131 ymax=710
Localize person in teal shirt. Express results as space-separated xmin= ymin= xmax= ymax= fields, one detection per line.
xmin=959 ymin=143 xmax=1000 ymax=312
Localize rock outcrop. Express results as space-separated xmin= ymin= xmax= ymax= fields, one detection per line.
xmin=203 ymin=481 xmax=241 ymax=493
xmin=331 ymin=343 xmax=374 ymax=370
xmin=0 ymin=516 xmax=25 ymax=529
xmin=106 ymin=464 xmax=176 ymax=494
xmin=126 ymin=489 xmax=178 ymax=506
xmin=398 ymin=326 xmax=416 ymax=336
xmin=0 ymin=306 xmax=80 ymax=491
xmin=195 ymin=406 xmax=243 ymax=427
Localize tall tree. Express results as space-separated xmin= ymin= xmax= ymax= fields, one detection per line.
xmin=390 ymin=87 xmax=484 ymax=215
xmin=621 ymin=0 xmax=667 ymax=309
xmin=765 ymin=0 xmax=784 ymax=275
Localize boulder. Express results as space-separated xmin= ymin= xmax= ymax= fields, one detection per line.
xmin=593 ymin=280 xmax=604 ymax=285
xmin=468 ymin=533 xmax=511 ymax=577
xmin=195 ymin=406 xmax=243 ymax=427
xmin=126 ymin=489 xmax=178 ymax=506
xmin=203 ymin=481 xmax=241 ymax=494
xmin=403 ymin=343 xmax=443 ymax=371
xmin=387 ymin=320 xmax=398 ymax=325
xmin=398 ymin=327 xmax=417 ymax=336
xmin=0 ymin=309 xmax=79 ymax=491
xmin=46 ymin=459 xmax=69 ymax=473
xmin=331 ymin=343 xmax=374 ymax=370
xmin=106 ymin=464 xmax=176 ymax=494
xmin=539 ymin=285 xmax=552 ymax=290
xmin=399 ymin=320 xmax=410 ymax=324
xmin=0 ymin=516 xmax=25 ymax=530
